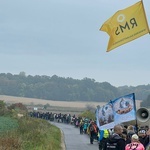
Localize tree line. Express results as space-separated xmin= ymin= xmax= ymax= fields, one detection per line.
xmin=0 ymin=72 xmax=149 ymax=107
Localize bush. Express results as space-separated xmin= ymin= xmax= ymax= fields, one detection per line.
xmin=7 ymin=103 xmax=27 ymax=111
xmin=0 ymin=100 xmax=7 ymax=116
xmin=78 ymin=110 xmax=96 ymax=120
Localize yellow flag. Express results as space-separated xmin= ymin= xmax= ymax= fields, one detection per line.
xmin=100 ymin=1 xmax=150 ymax=52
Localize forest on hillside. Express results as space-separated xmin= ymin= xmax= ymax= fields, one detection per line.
xmin=0 ymin=72 xmax=149 ymax=107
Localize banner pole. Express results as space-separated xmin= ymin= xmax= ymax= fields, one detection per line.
xmin=133 ymin=93 xmax=139 ymax=133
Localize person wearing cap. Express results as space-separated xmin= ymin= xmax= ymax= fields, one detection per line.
xmin=138 ymin=129 xmax=149 ymax=149
xmin=125 ymin=134 xmax=145 ymax=150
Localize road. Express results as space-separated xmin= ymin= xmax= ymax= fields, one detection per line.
xmin=50 ymin=121 xmax=99 ymax=150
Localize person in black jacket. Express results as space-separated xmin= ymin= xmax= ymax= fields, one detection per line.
xmin=104 ymin=125 xmax=126 ymax=150
xmin=138 ymin=129 xmax=149 ymax=149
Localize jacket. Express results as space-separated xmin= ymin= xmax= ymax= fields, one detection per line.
xmin=125 ymin=142 xmax=145 ymax=150
xmin=104 ymin=133 xmax=125 ymax=150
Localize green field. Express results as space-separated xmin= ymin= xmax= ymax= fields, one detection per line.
xmin=0 ymin=116 xmax=18 ymax=132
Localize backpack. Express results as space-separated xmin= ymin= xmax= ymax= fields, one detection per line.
xmin=90 ymin=124 xmax=97 ymax=133
xmin=90 ymin=125 xmax=94 ymax=131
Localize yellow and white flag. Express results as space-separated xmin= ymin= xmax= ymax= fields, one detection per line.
xmin=100 ymin=1 xmax=150 ymax=52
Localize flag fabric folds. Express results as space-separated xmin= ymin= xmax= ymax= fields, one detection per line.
xmin=100 ymin=1 xmax=150 ymax=52
xmin=96 ymin=93 xmax=136 ymax=130
xmin=112 ymin=93 xmax=136 ymax=124
xmin=96 ymin=102 xmax=115 ymax=130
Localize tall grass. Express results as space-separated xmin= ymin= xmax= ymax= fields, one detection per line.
xmin=0 ymin=116 xmax=61 ymax=150
xmin=0 ymin=101 xmax=62 ymax=150
xmin=18 ymin=117 xmax=61 ymax=150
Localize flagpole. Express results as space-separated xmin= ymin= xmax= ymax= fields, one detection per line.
xmin=133 ymin=93 xmax=139 ymax=134
xmin=141 ymin=0 xmax=150 ymax=34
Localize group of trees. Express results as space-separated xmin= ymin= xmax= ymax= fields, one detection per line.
xmin=140 ymin=95 xmax=150 ymax=107
xmin=0 ymin=72 xmax=149 ymax=107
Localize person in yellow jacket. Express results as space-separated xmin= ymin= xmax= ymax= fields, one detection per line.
xmin=99 ymin=129 xmax=110 ymax=150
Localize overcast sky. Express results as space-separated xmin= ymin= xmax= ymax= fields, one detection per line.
xmin=0 ymin=0 xmax=150 ymax=87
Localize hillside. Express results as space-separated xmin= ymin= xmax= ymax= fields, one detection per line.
xmin=0 ymin=73 xmax=150 ymax=103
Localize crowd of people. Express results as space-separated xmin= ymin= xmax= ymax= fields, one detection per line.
xmin=98 ymin=124 xmax=150 ymax=150
xmin=29 ymin=111 xmax=150 ymax=150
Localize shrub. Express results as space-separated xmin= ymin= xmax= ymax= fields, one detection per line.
xmin=78 ymin=110 xmax=96 ymax=120
xmin=7 ymin=103 xmax=27 ymax=111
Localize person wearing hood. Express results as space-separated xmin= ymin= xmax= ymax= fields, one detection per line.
xmin=103 ymin=125 xmax=125 ymax=150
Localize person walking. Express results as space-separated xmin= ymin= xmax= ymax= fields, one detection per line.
xmin=125 ymin=134 xmax=145 ymax=150
xmin=98 ymin=129 xmax=110 ymax=150
xmin=138 ymin=129 xmax=149 ymax=149
xmin=89 ymin=121 xmax=98 ymax=144
xmin=103 ymin=124 xmax=126 ymax=150
xmin=79 ymin=119 xmax=84 ymax=134
xmin=126 ymin=125 xmax=135 ymax=145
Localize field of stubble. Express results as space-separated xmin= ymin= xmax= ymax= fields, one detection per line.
xmin=0 ymin=95 xmax=142 ymax=114
xmin=0 ymin=95 xmax=106 ymax=108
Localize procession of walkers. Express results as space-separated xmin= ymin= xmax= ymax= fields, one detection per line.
xmin=29 ymin=111 xmax=150 ymax=150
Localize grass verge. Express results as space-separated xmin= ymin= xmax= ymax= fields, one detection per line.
xmin=0 ymin=116 xmax=61 ymax=150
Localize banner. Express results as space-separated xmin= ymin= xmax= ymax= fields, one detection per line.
xmin=112 ymin=93 xmax=136 ymax=124
xmin=96 ymin=93 xmax=136 ymax=130
xmin=96 ymin=102 xmax=115 ymax=130
xmin=100 ymin=1 xmax=150 ymax=52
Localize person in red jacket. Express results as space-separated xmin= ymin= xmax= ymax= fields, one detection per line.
xmin=89 ymin=121 xmax=98 ymax=144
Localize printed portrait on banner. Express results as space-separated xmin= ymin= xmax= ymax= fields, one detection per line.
xmin=112 ymin=93 xmax=136 ymax=124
